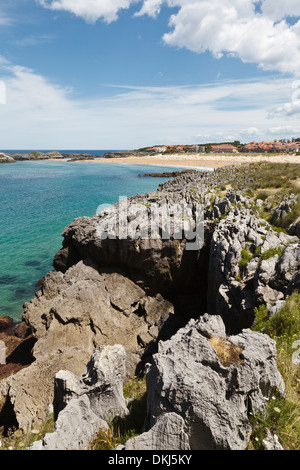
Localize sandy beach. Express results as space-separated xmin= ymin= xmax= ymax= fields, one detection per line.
xmin=73 ymin=153 xmax=300 ymax=168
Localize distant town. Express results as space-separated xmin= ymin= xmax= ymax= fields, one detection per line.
xmin=141 ymin=139 xmax=300 ymax=154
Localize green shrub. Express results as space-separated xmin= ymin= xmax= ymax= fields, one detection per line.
xmin=260 ymin=246 xmax=286 ymax=260
xmin=250 ymin=292 xmax=300 ymax=450
xmin=239 ymin=245 xmax=254 ymax=272
xmin=256 ymin=190 xmax=270 ymax=201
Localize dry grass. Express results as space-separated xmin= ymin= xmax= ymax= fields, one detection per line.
xmin=208 ymin=337 xmax=244 ymax=367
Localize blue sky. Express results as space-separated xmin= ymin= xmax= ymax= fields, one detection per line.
xmin=0 ymin=0 xmax=300 ymax=149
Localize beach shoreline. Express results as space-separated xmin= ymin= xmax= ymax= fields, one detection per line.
xmin=48 ymin=152 xmax=300 ymax=168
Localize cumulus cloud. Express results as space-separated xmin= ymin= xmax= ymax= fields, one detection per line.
xmin=161 ymin=0 xmax=300 ymax=76
xmin=37 ymin=0 xmax=137 ymax=23
xmin=38 ymin=1 xmax=300 ymax=76
xmin=135 ymin=0 xmax=162 ymax=18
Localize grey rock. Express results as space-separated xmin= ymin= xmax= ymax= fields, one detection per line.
xmin=262 ymin=428 xmax=284 ymax=450
xmin=31 ymin=395 xmax=108 ymax=450
xmin=144 ymin=315 xmax=285 ymax=450
xmin=288 ymin=217 xmax=300 ymax=238
xmin=23 ymin=151 xmax=49 ymax=160
xmin=208 ymin=209 xmax=299 ymax=333
xmin=3 ymin=348 xmax=88 ymax=431
xmin=29 ymin=345 xmax=127 ymax=450
xmin=3 ymin=260 xmax=174 ymax=429
xmin=268 ymin=300 xmax=286 ymax=317
xmin=120 ymin=412 xmax=190 ymax=450
xmin=194 ymin=312 xmax=226 ymax=338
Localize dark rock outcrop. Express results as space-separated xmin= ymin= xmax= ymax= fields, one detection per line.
xmin=0 ymin=154 xmax=16 ymax=163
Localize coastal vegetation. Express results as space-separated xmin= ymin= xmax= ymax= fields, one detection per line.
xmin=249 ymin=292 xmax=300 ymax=450
xmin=89 ymin=375 xmax=147 ymax=450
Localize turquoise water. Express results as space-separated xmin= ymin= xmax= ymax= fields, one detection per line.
xmin=0 ymin=160 xmax=203 ymax=321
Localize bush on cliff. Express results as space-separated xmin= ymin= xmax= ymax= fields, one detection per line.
xmin=250 ymin=291 xmax=300 ymax=450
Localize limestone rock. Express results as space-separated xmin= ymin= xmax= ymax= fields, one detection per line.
xmin=22 ymin=259 xmax=174 ymax=378
xmin=29 ymin=345 xmax=128 ymax=450
xmin=30 ymin=395 xmax=108 ymax=450
xmin=262 ymin=428 xmax=284 ymax=450
xmin=288 ymin=217 xmax=300 ymax=238
xmin=3 ymin=348 xmax=87 ymax=431
xmin=53 ymin=345 xmax=128 ymax=422
xmin=119 ymin=412 xmax=190 ymax=450
xmin=144 ymin=315 xmax=285 ymax=450
xmin=1 ymin=259 xmax=174 ymax=429
xmin=208 ymin=209 xmax=299 ymax=333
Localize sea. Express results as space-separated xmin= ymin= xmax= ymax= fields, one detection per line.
xmin=0 ymin=150 xmax=212 ymax=321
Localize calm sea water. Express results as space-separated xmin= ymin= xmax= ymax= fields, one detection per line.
xmin=0 ymin=158 xmax=211 ymax=321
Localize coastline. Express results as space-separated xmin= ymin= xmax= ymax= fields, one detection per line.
xmin=47 ymin=152 xmax=300 ymax=168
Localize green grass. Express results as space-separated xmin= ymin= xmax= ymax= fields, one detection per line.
xmin=260 ymin=246 xmax=286 ymax=260
xmin=239 ymin=245 xmax=254 ymax=272
xmin=0 ymin=413 xmax=55 ymax=451
xmin=249 ymin=292 xmax=300 ymax=450
xmin=89 ymin=375 xmax=147 ymax=450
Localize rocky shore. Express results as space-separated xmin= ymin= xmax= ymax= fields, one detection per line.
xmin=0 ymin=151 xmax=135 ymax=163
xmin=0 ymin=163 xmax=299 ymax=450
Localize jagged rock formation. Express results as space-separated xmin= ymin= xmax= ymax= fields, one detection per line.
xmin=141 ymin=314 xmax=284 ymax=450
xmin=29 ymin=345 xmax=127 ymax=450
xmin=33 ymin=315 xmax=284 ymax=451
xmin=208 ymin=208 xmax=299 ymax=333
xmin=0 ymin=165 xmax=298 ymax=446
xmin=0 ymin=259 xmax=174 ymax=430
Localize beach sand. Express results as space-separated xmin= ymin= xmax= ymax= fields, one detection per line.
xmin=48 ymin=153 xmax=300 ymax=168
xmin=81 ymin=153 xmax=300 ymax=168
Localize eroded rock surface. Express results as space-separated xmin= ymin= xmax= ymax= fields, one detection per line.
xmin=142 ymin=314 xmax=285 ymax=450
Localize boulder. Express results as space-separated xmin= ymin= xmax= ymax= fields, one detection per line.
xmin=45 ymin=151 xmax=64 ymax=159
xmin=118 ymin=412 xmax=190 ymax=450
xmin=143 ymin=315 xmax=285 ymax=450
xmin=288 ymin=217 xmax=300 ymax=238
xmin=29 ymin=345 xmax=127 ymax=450
xmin=1 ymin=348 xmax=87 ymax=431
xmin=0 ymin=259 xmax=174 ymax=429
xmin=22 ymin=259 xmax=174 ymax=378
xmin=53 ymin=345 xmax=128 ymax=422
xmin=0 ymin=153 xmax=16 ymax=163
xmin=23 ymin=151 xmax=48 ymax=160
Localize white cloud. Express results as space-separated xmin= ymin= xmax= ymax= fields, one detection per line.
xmin=37 ymin=0 xmax=300 ymax=76
xmin=242 ymin=127 xmax=260 ymax=136
xmin=268 ymin=80 xmax=300 ymax=117
xmin=261 ymin=0 xmax=300 ymax=22
xmin=161 ymin=0 xmax=300 ymax=76
xmin=135 ymin=0 xmax=162 ymax=17
xmin=0 ymin=58 xmax=299 ymax=148
xmin=37 ymin=0 xmax=137 ymax=23
xmin=267 ymin=125 xmax=300 ymax=136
